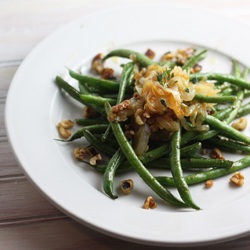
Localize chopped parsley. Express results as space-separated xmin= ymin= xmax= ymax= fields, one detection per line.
xmin=160 ymin=98 xmax=167 ymax=108
xmin=192 ymin=77 xmax=198 ymax=84
xmin=185 ymin=87 xmax=190 ymax=93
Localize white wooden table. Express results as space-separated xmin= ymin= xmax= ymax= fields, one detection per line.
xmin=2 ymin=1 xmax=250 ymax=249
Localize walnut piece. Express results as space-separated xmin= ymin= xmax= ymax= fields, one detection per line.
xmin=59 ymin=127 xmax=71 ymax=138
xmin=143 ymin=196 xmax=157 ymax=209
xmin=145 ymin=49 xmax=156 ymax=59
xmin=102 ymin=68 xmax=116 ymax=80
xmin=161 ymin=52 xmax=176 ymax=61
xmin=210 ymin=148 xmax=225 ymax=160
xmin=111 ymin=100 xmax=130 ymax=113
xmin=73 ymin=147 xmax=85 ymax=161
xmin=90 ymin=154 xmax=103 ymax=165
xmin=92 ymin=53 xmax=104 ymax=74
xmin=119 ymin=179 xmax=134 ymax=194
xmin=58 ymin=119 xmax=74 ymax=129
xmin=232 ymin=117 xmax=248 ymax=131
xmin=205 ymin=180 xmax=213 ymax=188
xmin=230 ymin=172 xmax=245 ymax=186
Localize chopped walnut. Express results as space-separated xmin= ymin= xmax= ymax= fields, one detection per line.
xmin=102 ymin=68 xmax=116 ymax=80
xmin=178 ymin=47 xmax=195 ymax=57
xmin=58 ymin=119 xmax=74 ymax=129
xmin=232 ymin=117 xmax=248 ymax=131
xmin=230 ymin=172 xmax=245 ymax=186
xmin=161 ymin=51 xmax=176 ymax=61
xmin=83 ymin=106 xmax=97 ymax=118
xmin=145 ymin=49 xmax=155 ymax=59
xmin=90 ymin=154 xmax=103 ymax=165
xmin=176 ymin=47 xmax=195 ymax=65
xmin=143 ymin=196 xmax=157 ymax=209
xmin=59 ymin=127 xmax=71 ymax=138
xmin=210 ymin=148 xmax=225 ymax=160
xmin=92 ymin=53 xmax=104 ymax=74
xmin=73 ymin=147 xmax=85 ymax=161
xmin=205 ymin=180 xmax=213 ymax=188
xmin=192 ymin=63 xmax=202 ymax=73
xmin=119 ymin=179 xmax=134 ymax=194
xmin=111 ymin=100 xmax=130 ymax=113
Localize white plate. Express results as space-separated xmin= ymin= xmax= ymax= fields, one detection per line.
xmin=5 ymin=4 xmax=250 ymax=247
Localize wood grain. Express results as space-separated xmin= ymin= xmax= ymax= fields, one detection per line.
xmin=0 ymin=218 xmax=250 ymax=250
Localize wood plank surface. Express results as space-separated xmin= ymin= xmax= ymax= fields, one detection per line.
xmin=2 ymin=0 xmax=250 ymax=249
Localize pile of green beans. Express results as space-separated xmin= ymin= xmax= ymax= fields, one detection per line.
xmin=55 ymin=48 xmax=250 ymax=211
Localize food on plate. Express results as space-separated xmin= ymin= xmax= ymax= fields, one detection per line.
xmin=55 ymin=47 xmax=250 ymax=210
xmin=230 ymin=172 xmax=245 ymax=186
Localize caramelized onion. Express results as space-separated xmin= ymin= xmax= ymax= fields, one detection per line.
xmin=134 ymin=123 xmax=151 ymax=156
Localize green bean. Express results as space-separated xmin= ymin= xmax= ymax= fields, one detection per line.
xmin=88 ymin=85 xmax=117 ymax=94
xmin=93 ymin=134 xmax=119 ymax=149
xmin=75 ymin=118 xmax=108 ymax=126
xmin=102 ymin=62 xmax=133 ymax=143
xmin=214 ymin=83 xmax=230 ymax=91
xmin=181 ymin=142 xmax=202 ymax=157
xmin=117 ymin=62 xmax=133 ymax=103
xmin=103 ymin=148 xmax=125 ymax=199
xmin=236 ymin=101 xmax=250 ymax=118
xmin=82 ymin=129 xmax=116 ymax=157
xmin=201 ymin=141 xmax=239 ymax=153
xmin=217 ymin=87 xmax=235 ymax=97
xmin=78 ymin=81 xmax=91 ymax=95
xmin=55 ymin=76 xmax=104 ymax=115
xmin=157 ymin=60 xmax=176 ymax=68
xmin=101 ymin=49 xmax=155 ymax=67
xmin=105 ymin=102 xmax=188 ymax=207
xmin=119 ymin=142 xmax=201 ymax=171
xmin=194 ymin=94 xmax=236 ymax=103
xmin=55 ymin=124 xmax=109 ymax=142
xmin=88 ymin=158 xmax=233 ymax=173
xmin=205 ymin=115 xmax=250 ymax=144
xmin=80 ymin=94 xmax=116 ymax=106
xmin=244 ymin=90 xmax=250 ymax=98
xmin=224 ymin=90 xmax=244 ymax=124
xmin=189 ymin=73 xmax=250 ymax=90
xmin=182 ymin=50 xmax=207 ymax=70
xmin=169 ymin=129 xmax=200 ymax=210
xmin=127 ymin=70 xmax=135 ymax=87
xmin=209 ymin=135 xmax=250 ymax=153
xmin=68 ymin=69 xmax=120 ymax=91
xmin=101 ymin=126 xmax=112 ymax=142
xmin=102 ymin=94 xmax=118 ymax=99
xmin=190 ymin=87 xmax=245 ymax=144
xmin=241 ymin=67 xmax=249 ymax=80
xmin=232 ymin=59 xmax=241 ymax=78
xmin=156 ymin=155 xmax=250 ymax=186
xmin=180 ymin=131 xmax=201 ymax=145
xmin=148 ymin=158 xmax=233 ymax=169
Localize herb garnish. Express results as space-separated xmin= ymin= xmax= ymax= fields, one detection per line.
xmin=160 ymin=98 xmax=167 ymax=108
